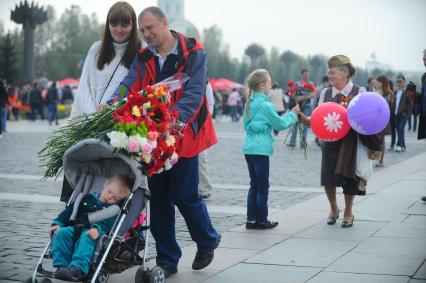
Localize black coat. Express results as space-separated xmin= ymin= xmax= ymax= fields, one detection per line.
xmin=418 ymin=72 xmax=426 ymax=140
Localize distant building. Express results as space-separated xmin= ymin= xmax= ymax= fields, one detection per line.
xmin=365 ymin=53 xmax=393 ymax=72
xmin=158 ymin=0 xmax=200 ymax=38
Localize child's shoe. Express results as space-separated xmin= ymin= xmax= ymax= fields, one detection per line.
xmin=55 ymin=266 xmax=83 ymax=281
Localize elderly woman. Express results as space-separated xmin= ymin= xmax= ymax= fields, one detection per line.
xmin=317 ymin=55 xmax=381 ymax=228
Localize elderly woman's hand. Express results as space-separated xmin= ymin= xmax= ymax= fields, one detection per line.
xmin=298 ymin=112 xmax=311 ymax=126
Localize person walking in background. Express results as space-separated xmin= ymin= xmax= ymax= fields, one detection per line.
xmin=0 ymin=80 xmax=8 ymax=138
xmin=198 ymin=82 xmax=214 ymax=199
xmin=227 ymin=88 xmax=241 ymax=122
xmin=46 ymin=82 xmax=59 ymax=126
xmin=392 ymin=75 xmax=412 ymax=152
xmin=7 ymin=86 xmax=21 ymax=121
xmin=267 ymin=82 xmax=285 ymax=136
xmin=367 ymin=77 xmax=376 ymax=92
xmin=243 ymin=69 xmax=301 ymax=230
xmin=288 ymin=69 xmax=317 ymax=147
xmin=374 ymin=75 xmax=393 ymax=167
xmin=29 ymin=81 xmax=45 ymax=121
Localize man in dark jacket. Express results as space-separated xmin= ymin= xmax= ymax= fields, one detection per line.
xmin=46 ymin=82 xmax=59 ymax=125
xmin=112 ymin=7 xmax=220 ymax=276
xmin=0 ymin=80 xmax=8 ymax=137
xmin=29 ymin=82 xmax=45 ymax=120
xmin=418 ymin=49 xmax=426 ymax=141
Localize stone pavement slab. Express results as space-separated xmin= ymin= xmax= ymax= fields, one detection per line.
xmin=415 ymin=262 xmax=426 ymax=279
xmin=326 ymin=251 xmax=424 ymax=276
xmin=203 ymin=263 xmax=322 ymax=283
xmin=245 ymin=238 xmax=359 ymax=268
xmin=307 ymin=271 xmax=410 ymax=283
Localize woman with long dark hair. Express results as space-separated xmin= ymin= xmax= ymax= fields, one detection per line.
xmin=70 ymin=1 xmax=140 ymax=120
xmin=63 ymin=2 xmax=140 ymax=202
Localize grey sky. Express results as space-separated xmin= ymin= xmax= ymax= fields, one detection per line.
xmin=1 ymin=0 xmax=425 ymax=72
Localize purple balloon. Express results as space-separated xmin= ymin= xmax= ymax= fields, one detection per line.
xmin=347 ymin=92 xmax=390 ymax=135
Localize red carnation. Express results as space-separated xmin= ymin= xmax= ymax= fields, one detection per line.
xmin=287 ymin=81 xmax=295 ymax=87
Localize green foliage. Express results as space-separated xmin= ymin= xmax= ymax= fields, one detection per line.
xmin=114 ymin=121 xmax=148 ymax=137
xmin=0 ymin=33 xmax=18 ymax=82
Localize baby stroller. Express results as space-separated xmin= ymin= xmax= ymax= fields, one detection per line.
xmin=25 ymin=139 xmax=166 ymax=283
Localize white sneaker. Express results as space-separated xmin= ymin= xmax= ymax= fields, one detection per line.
xmin=0 ymin=134 xmax=2 ymax=139
xmin=401 ymin=147 xmax=406 ymax=152
xmin=395 ymin=146 xmax=402 ymax=152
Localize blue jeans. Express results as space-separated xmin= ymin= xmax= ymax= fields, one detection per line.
xmin=396 ymin=114 xmax=407 ymax=148
xmin=229 ymin=106 xmax=239 ymax=121
xmin=48 ymin=102 xmax=58 ymax=124
xmin=51 ymin=226 xmax=96 ymax=276
xmin=390 ymin=113 xmax=396 ymax=146
xmin=148 ymin=156 xmax=219 ymax=268
xmin=0 ymin=107 xmax=6 ymax=132
xmin=290 ymin=104 xmax=312 ymax=145
xmin=245 ymin=154 xmax=270 ymax=224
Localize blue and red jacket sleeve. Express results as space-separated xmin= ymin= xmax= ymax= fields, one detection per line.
xmin=172 ymin=49 xmax=208 ymax=124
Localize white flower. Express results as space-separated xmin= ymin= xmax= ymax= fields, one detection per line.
xmin=323 ymin=112 xmax=343 ymax=133
xmin=164 ymin=159 xmax=172 ymax=170
xmin=166 ymin=135 xmax=176 ymax=146
xmin=107 ymin=131 xmax=128 ymax=149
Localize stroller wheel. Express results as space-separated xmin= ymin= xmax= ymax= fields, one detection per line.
xmin=135 ymin=267 xmax=150 ymax=283
xmin=150 ymin=267 xmax=165 ymax=283
xmin=24 ymin=278 xmax=38 ymax=283
xmin=95 ymin=272 xmax=110 ymax=283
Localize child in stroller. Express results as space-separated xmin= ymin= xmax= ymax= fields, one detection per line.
xmin=49 ymin=175 xmax=133 ymax=281
xmin=27 ymin=139 xmax=166 ymax=283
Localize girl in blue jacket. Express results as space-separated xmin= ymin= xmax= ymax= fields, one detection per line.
xmin=243 ymin=69 xmax=301 ymax=229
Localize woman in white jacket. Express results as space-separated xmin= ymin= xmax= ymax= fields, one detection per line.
xmin=70 ymin=1 xmax=140 ymax=120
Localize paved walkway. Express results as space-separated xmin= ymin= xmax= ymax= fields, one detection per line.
xmin=1 ymin=118 xmax=425 ymax=282
xmin=112 ymin=151 xmax=426 ymax=283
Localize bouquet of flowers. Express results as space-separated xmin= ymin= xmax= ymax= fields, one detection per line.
xmin=284 ymin=81 xmax=316 ymax=159
xmin=39 ymin=74 xmax=188 ymax=178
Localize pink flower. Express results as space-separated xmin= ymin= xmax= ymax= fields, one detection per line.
xmin=128 ymin=137 xmax=140 ymax=153
xmin=142 ymin=143 xmax=153 ymax=154
xmin=148 ymin=131 xmax=159 ymax=141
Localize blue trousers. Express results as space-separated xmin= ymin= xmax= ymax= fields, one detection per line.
xmin=48 ymin=103 xmax=58 ymax=124
xmin=148 ymin=156 xmax=219 ymax=268
xmin=290 ymin=104 xmax=311 ymax=145
xmin=396 ymin=114 xmax=408 ymax=148
xmin=245 ymin=154 xmax=270 ymax=224
xmin=51 ymin=227 xmax=96 ymax=275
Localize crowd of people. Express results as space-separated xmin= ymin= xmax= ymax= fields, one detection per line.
xmin=0 ymin=80 xmax=76 ymax=138
xmin=1 ymin=1 xmax=425 ymax=281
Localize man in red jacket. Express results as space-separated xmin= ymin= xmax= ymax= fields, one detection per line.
xmin=113 ymin=7 xmax=220 ymax=276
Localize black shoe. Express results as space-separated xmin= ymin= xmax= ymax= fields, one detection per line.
xmin=245 ymin=221 xmax=257 ymax=229
xmin=327 ymin=212 xmax=339 ymax=225
xmin=256 ymin=220 xmax=278 ymax=229
xmin=192 ymin=234 xmax=221 ymax=270
xmin=421 ymin=196 xmax=426 ymax=202
xmin=158 ymin=265 xmax=178 ymax=278
xmin=54 ymin=266 xmax=83 ymax=281
xmin=287 ymin=144 xmax=295 ymax=147
xmin=341 ymin=216 xmax=354 ymax=228
xmin=199 ymin=192 xmax=211 ymax=199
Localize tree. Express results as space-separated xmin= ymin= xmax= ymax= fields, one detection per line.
xmin=309 ymin=54 xmax=327 ymax=83
xmin=280 ymin=50 xmax=298 ymax=83
xmin=0 ymin=33 xmax=18 ymax=82
xmin=202 ymin=25 xmax=225 ymax=79
xmin=245 ymin=43 xmax=265 ymax=71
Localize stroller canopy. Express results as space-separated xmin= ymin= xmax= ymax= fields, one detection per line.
xmin=63 ymin=139 xmax=148 ymax=191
